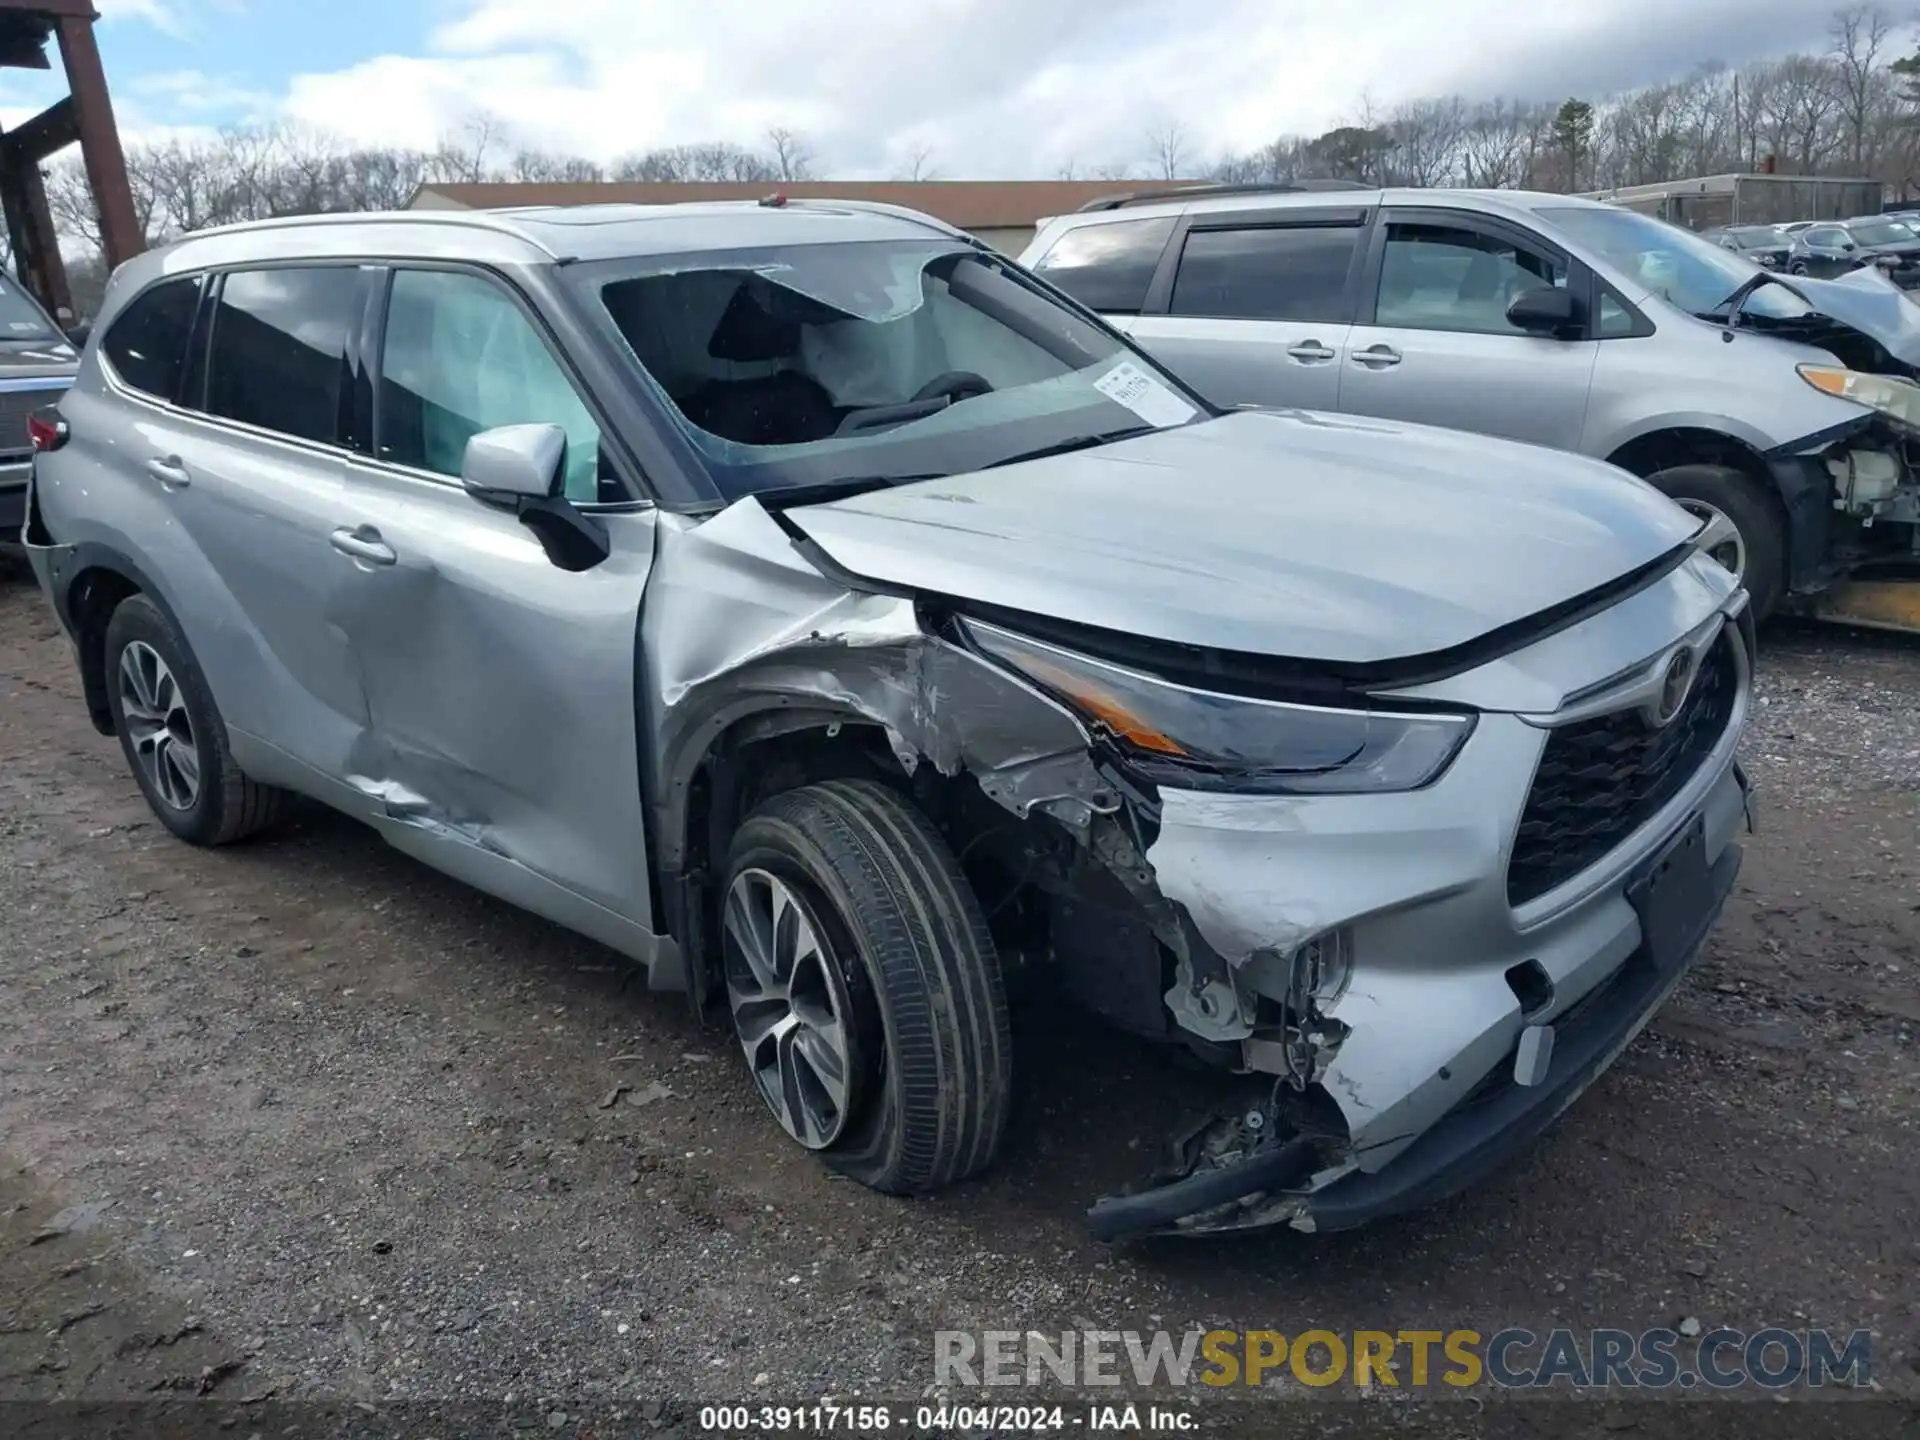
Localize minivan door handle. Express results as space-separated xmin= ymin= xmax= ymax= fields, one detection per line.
xmin=1285 ymin=340 xmax=1337 ymax=364
xmin=145 ymin=456 xmax=190 ymax=489
xmin=330 ymin=526 xmax=397 ymax=567
xmin=1351 ymin=344 xmax=1403 ymax=369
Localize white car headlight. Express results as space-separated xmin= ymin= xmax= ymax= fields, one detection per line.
xmin=1798 ymin=364 xmax=1920 ymax=432
xmin=960 ymin=619 xmax=1475 ymax=794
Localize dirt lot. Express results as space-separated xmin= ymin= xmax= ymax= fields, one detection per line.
xmin=0 ymin=552 xmax=1916 ymax=1436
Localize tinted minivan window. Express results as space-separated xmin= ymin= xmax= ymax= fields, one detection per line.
xmin=205 ymin=267 xmax=359 ymax=444
xmin=1029 ymin=217 xmax=1174 ymax=313
xmin=102 ymin=276 xmax=201 ymax=401
xmin=1170 ymin=225 xmax=1361 ymax=322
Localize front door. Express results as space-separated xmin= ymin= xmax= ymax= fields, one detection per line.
xmin=1338 ymin=211 xmax=1598 ymax=451
xmin=328 ymin=265 xmax=663 ymax=962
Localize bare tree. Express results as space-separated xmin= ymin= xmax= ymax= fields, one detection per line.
xmin=1831 ymin=3 xmax=1896 ymax=168
xmin=1384 ymin=96 xmax=1465 ymax=186
xmin=766 ymin=126 xmax=815 ymax=181
xmin=1146 ymin=120 xmax=1189 ymax=180
xmin=899 ymin=144 xmax=938 ymax=181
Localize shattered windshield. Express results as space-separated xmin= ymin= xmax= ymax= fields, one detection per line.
xmin=1540 ymin=207 xmax=1814 ymax=322
xmin=1847 ymin=219 xmax=1915 ymax=246
xmin=585 ymin=239 xmax=1205 ymax=501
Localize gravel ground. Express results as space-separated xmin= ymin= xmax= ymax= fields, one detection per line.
xmin=0 ymin=553 xmax=1915 ymax=1436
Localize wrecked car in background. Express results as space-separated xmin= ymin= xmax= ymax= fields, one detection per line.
xmin=1024 ymin=187 xmax=1920 ymax=634
xmin=24 ymin=201 xmax=1751 ymax=1238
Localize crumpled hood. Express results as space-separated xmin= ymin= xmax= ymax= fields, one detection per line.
xmin=1769 ymin=267 xmax=1920 ymax=367
xmin=785 ymin=410 xmax=1696 ymax=665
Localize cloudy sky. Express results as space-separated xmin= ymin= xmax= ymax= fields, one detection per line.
xmin=0 ymin=0 xmax=1871 ymax=178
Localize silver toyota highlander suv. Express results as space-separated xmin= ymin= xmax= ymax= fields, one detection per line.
xmin=1024 ymin=184 xmax=1920 ymax=628
xmin=23 ymin=201 xmax=1753 ymax=1238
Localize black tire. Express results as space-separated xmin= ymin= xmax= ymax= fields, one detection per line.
xmin=1645 ymin=462 xmax=1786 ymax=621
xmin=722 ymin=779 xmax=1011 ymax=1195
xmin=103 ymin=594 xmax=288 ymax=846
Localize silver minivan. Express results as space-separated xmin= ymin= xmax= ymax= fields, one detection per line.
xmin=1024 ymin=187 xmax=1920 ymax=626
xmin=25 ymin=201 xmax=1751 ymax=1237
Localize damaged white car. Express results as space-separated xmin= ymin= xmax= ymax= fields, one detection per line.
xmin=24 ymin=200 xmax=1753 ymax=1237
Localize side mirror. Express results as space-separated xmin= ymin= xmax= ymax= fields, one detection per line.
xmin=460 ymin=423 xmax=610 ymax=572
xmin=1505 ymin=286 xmax=1582 ymax=337
xmin=1840 ymin=241 xmax=1858 ymax=252
xmin=64 ymin=324 xmax=90 ymax=348
xmin=461 ymin=422 xmax=566 ymax=499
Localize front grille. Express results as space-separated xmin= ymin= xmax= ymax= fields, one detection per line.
xmin=1507 ymin=631 xmax=1741 ymax=907
xmin=0 ymin=383 xmax=67 ymax=458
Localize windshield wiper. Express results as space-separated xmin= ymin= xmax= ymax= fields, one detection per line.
xmin=980 ymin=425 xmax=1159 ymax=470
xmin=753 ymin=474 xmax=903 ymax=509
xmin=768 ymin=425 xmax=1165 ymax=501
xmin=1698 ymin=269 xmax=1790 ymax=325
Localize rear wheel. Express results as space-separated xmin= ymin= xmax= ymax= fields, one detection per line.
xmin=103 ymin=594 xmax=288 ymax=845
xmin=720 ymin=779 xmax=1012 ymax=1195
xmin=1646 ymin=462 xmax=1786 ymax=621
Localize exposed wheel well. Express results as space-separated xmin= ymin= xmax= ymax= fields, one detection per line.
xmin=672 ymin=715 xmax=1053 ymax=1010
xmin=1607 ymin=427 xmax=1777 ymax=494
xmin=66 ymin=565 xmax=142 ymax=736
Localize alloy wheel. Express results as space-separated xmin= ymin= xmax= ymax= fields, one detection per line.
xmin=117 ymin=640 xmax=200 ymax=811
xmin=1676 ymin=498 xmax=1747 ymax=584
xmin=722 ymin=867 xmax=861 ymax=1149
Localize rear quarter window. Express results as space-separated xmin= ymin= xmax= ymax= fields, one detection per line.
xmin=1028 ymin=216 xmax=1175 ymax=313
xmin=101 ymin=277 xmax=202 ymax=401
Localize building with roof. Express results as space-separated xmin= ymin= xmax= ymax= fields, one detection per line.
xmin=406 ymin=180 xmax=1195 ymax=255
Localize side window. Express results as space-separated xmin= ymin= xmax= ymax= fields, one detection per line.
xmin=205 ymin=267 xmax=359 ymax=443
xmin=1168 ymin=225 xmax=1362 ymax=323
xmin=377 ymin=268 xmax=604 ymax=503
xmin=1028 ymin=217 xmax=1175 ymax=314
xmin=1374 ymin=223 xmax=1568 ymax=336
xmin=101 ymin=277 xmax=201 ymax=402
xmin=1596 ymin=290 xmax=1641 ymax=339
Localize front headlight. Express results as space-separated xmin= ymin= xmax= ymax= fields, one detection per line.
xmin=960 ymin=619 xmax=1475 ymax=794
xmin=1797 ymin=364 xmax=1920 ymax=432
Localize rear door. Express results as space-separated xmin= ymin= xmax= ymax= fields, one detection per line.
xmin=325 ymin=262 xmax=663 ymax=959
xmin=106 ymin=264 xmax=380 ymax=797
xmin=1337 ymin=208 xmax=1598 ymax=449
xmin=1123 ymin=206 xmax=1371 ymax=411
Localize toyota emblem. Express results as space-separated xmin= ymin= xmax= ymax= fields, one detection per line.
xmin=1648 ymin=647 xmax=1697 ymax=729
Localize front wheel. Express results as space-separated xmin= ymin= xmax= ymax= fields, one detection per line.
xmin=1647 ymin=463 xmax=1786 ymax=621
xmin=1788 ymin=261 xmax=1809 ymax=276
xmin=720 ymin=779 xmax=1012 ymax=1195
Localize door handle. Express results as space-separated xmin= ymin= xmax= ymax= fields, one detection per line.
xmin=330 ymin=526 xmax=397 ymax=567
xmin=145 ymin=456 xmax=190 ymax=489
xmin=1285 ymin=340 xmax=1337 ymax=363
xmin=1351 ymin=345 xmax=1403 ymax=369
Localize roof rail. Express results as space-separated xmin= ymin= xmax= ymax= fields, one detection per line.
xmin=1074 ymin=180 xmax=1372 ymax=212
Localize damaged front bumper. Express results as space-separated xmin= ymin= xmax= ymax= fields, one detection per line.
xmin=1090 ymin=598 xmax=1753 ymax=1239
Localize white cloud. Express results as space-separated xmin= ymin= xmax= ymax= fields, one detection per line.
xmin=100 ymin=0 xmax=188 ymax=38
xmin=197 ymin=0 xmax=1870 ymax=175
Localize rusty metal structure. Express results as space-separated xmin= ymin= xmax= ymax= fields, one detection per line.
xmin=0 ymin=0 xmax=139 ymax=320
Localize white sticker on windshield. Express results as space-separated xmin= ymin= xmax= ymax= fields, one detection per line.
xmin=1093 ymin=360 xmax=1196 ymax=427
